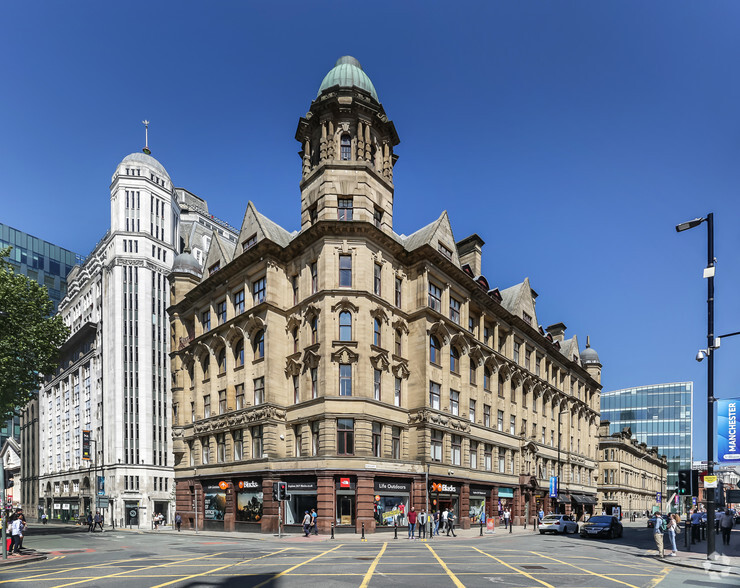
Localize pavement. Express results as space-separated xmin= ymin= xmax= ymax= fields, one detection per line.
xmin=8 ymin=518 xmax=739 ymax=577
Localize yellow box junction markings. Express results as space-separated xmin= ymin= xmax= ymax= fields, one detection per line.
xmin=529 ymin=551 xmax=645 ymax=588
xmin=359 ymin=542 xmax=387 ymax=588
xmin=149 ymin=547 xmax=292 ymax=588
xmin=425 ymin=543 xmax=466 ymax=588
xmin=471 ymin=547 xmax=555 ymax=588
xmin=251 ymin=543 xmax=344 ymax=588
xmin=0 ymin=556 xmax=153 ymax=585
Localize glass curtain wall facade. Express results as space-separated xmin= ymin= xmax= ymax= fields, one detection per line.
xmin=601 ymin=382 xmax=692 ymax=491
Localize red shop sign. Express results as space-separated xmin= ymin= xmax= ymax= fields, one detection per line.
xmin=340 ymin=478 xmax=351 ymax=488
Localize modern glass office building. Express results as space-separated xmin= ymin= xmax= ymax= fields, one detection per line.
xmin=601 ymin=382 xmax=692 ymax=492
xmin=0 ymin=222 xmax=81 ymax=313
xmin=0 ymin=222 xmax=80 ymax=447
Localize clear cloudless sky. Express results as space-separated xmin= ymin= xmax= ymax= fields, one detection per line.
xmin=3 ymin=1 xmax=740 ymax=462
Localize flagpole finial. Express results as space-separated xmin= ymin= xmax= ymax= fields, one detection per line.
xmin=142 ymin=120 xmax=151 ymax=155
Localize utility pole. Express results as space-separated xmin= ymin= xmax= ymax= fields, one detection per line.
xmin=1 ymin=460 xmax=6 ymax=559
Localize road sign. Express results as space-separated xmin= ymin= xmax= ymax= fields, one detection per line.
xmin=726 ymin=489 xmax=740 ymax=503
xmin=704 ymin=475 xmax=718 ymax=488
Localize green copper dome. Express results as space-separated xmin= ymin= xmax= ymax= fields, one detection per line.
xmin=317 ymin=56 xmax=379 ymax=102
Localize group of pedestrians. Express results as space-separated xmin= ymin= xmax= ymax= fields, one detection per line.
xmin=406 ymin=507 xmax=456 ymax=539
xmin=302 ymin=508 xmax=319 ymax=536
xmin=7 ymin=508 xmax=27 ymax=555
xmin=86 ymin=511 xmax=105 ymax=532
xmin=653 ymin=508 xmax=736 ymax=558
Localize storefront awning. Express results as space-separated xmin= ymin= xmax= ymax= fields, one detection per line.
xmin=556 ymin=493 xmax=570 ymax=503
xmin=581 ymin=495 xmax=598 ymax=505
xmin=571 ymin=494 xmax=598 ymax=505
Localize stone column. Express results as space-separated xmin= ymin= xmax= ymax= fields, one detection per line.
xmin=460 ymin=483 xmax=470 ymax=529
xmin=261 ymin=477 xmax=279 ymax=534
xmin=317 ymin=474 xmax=335 ymax=535
xmin=356 ymin=474 xmax=375 ymax=534
xmin=357 ymin=121 xmax=364 ymax=161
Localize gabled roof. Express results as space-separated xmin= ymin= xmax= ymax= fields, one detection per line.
xmin=203 ymin=230 xmax=234 ymax=273
xmin=499 ymin=277 xmax=538 ymax=326
xmin=237 ymin=201 xmax=295 ymax=251
xmin=560 ymin=335 xmax=580 ymax=363
xmin=399 ymin=211 xmax=459 ymax=265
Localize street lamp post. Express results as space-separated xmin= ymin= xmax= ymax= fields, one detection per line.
xmin=676 ymin=213 xmax=716 ymax=559
xmin=556 ymin=409 xmax=569 ymax=514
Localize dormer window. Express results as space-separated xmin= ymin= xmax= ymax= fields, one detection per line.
xmin=438 ymin=243 xmax=452 ymax=260
xmin=243 ymin=234 xmax=257 ymax=251
xmin=340 ymin=134 xmax=351 ymax=160
xmin=338 ymin=198 xmax=353 ymax=221
xmin=523 ymin=312 xmax=532 ymax=325
xmin=209 ymin=263 xmax=220 ymax=275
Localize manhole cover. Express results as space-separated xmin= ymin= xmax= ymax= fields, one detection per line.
xmin=522 ymin=566 xmax=546 ymax=570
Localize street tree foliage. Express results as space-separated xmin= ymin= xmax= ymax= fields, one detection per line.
xmin=0 ymin=246 xmax=69 ymax=419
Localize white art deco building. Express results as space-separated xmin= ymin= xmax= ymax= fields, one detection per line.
xmin=38 ymin=147 xmax=236 ymax=526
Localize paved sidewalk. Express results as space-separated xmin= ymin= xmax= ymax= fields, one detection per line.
xmin=0 ymin=551 xmax=47 ymax=567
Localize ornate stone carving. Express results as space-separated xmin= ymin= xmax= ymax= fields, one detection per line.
xmin=331 ymin=297 xmax=360 ymax=313
xmin=330 ymin=346 xmax=359 ymax=364
xmin=392 ymin=361 xmax=410 ymax=380
xmin=408 ymin=410 xmax=470 ymax=433
xmin=303 ymin=304 xmax=321 ymax=324
xmin=370 ymin=350 xmax=390 ymax=372
xmin=392 ymin=318 xmax=409 ymax=334
xmin=245 ymin=315 xmax=266 ymax=341
xmin=428 ymin=321 xmax=452 ymax=346
xmin=302 ymin=348 xmax=321 ymax=371
xmin=285 ymin=313 xmax=302 ymax=333
xmin=285 ymin=356 xmax=302 ymax=377
xmin=369 ymin=306 xmax=389 ymax=324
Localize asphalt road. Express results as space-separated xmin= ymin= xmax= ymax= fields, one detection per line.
xmin=0 ymin=526 xmax=737 ymax=587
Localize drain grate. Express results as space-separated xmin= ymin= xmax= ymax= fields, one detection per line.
xmin=522 ymin=566 xmax=547 ymax=570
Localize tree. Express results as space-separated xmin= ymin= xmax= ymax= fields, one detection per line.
xmin=0 ymin=246 xmax=69 ymax=418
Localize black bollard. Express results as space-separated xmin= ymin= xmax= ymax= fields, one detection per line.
xmin=509 ymin=519 xmax=512 ymax=533
xmin=394 ymin=522 xmax=398 ymax=540
xmin=480 ymin=519 xmax=483 ymax=536
xmin=331 ymin=521 xmax=335 ymax=540
xmin=361 ymin=522 xmax=365 ymax=541
xmin=685 ymin=521 xmax=690 ymax=551
xmin=430 ymin=518 xmax=433 ymax=540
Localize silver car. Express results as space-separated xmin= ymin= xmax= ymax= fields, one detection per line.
xmin=539 ymin=514 xmax=578 ymax=534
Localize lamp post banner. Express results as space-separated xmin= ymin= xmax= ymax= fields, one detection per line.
xmin=717 ymin=398 xmax=740 ymax=463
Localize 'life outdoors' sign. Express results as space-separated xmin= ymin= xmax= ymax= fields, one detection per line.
xmin=718 ymin=398 xmax=740 ymax=463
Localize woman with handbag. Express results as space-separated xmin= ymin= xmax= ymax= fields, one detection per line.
xmin=667 ymin=513 xmax=680 ymax=556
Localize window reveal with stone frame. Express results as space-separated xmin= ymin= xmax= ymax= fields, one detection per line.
xmin=450 ymin=389 xmax=459 ymax=416
xmin=339 ymin=364 xmax=352 ymax=396
xmin=337 ymin=418 xmax=354 ymax=455
xmin=373 ymin=369 xmax=381 ymax=401
xmin=428 ymin=282 xmax=441 ymax=312
xmin=391 ymin=426 xmax=401 ymax=459
xmin=430 ymin=429 xmax=443 ymax=462
xmin=429 ymin=381 xmax=441 ymax=410
xmin=233 ymin=429 xmax=243 ymax=460
xmin=252 ymin=276 xmax=266 ymax=305
xmin=339 ymin=254 xmax=352 ymax=287
xmin=372 ymin=422 xmax=382 ymax=457
xmin=251 ymin=425 xmax=263 ymax=458
xmin=339 ymin=311 xmax=353 ymax=341
xmin=338 ymin=197 xmax=353 ymax=220
xmin=430 ymin=335 xmax=441 ymax=365
xmin=254 ymin=377 xmax=265 ymax=405
xmin=374 ymin=263 xmax=382 ymax=296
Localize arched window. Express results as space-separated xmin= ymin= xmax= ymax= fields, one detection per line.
xmin=430 ymin=335 xmax=441 ymax=365
xmin=340 ymin=134 xmax=351 ymax=160
xmin=234 ymin=340 xmax=244 ymax=367
xmin=311 ymin=317 xmax=318 ymax=344
xmin=339 ymin=311 xmax=352 ymax=341
xmin=373 ymin=318 xmax=382 ymax=347
xmin=395 ymin=329 xmax=402 ymax=356
xmin=217 ymin=348 xmax=226 ymax=374
xmin=202 ymin=355 xmax=210 ymax=380
xmin=253 ymin=330 xmax=264 ymax=359
xmin=450 ymin=346 xmax=460 ymax=373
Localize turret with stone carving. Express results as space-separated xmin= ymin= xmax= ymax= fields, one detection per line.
xmin=295 ymin=56 xmax=400 ymax=234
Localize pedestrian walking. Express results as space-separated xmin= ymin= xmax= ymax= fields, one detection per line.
xmin=433 ymin=510 xmax=440 ymax=536
xmin=446 ymin=510 xmax=457 ymax=537
xmin=94 ymin=511 xmax=104 ymax=532
xmin=719 ymin=509 xmax=734 ymax=545
xmin=653 ymin=513 xmax=666 ymax=558
xmin=310 ymin=508 xmax=318 ymax=535
xmin=441 ymin=508 xmax=449 ymax=534
xmin=41 ymin=513 xmax=47 ymax=525
xmin=175 ymin=513 xmax=182 ymax=532
xmin=690 ymin=508 xmax=702 ymax=544
xmin=418 ymin=509 xmax=427 ymax=539
xmin=302 ymin=511 xmax=312 ymax=537
xmin=667 ymin=513 xmax=679 ymax=556
xmin=503 ymin=508 xmax=510 ymax=529
xmin=87 ymin=512 xmax=94 ymax=533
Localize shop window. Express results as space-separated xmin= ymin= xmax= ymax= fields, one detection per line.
xmin=337 ymin=419 xmax=354 ymax=455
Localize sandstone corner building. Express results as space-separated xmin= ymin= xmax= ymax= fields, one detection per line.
xmin=168 ymin=56 xmax=602 ymax=534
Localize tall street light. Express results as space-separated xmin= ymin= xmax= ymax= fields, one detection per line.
xmin=556 ymin=409 xmax=569 ymax=514
xmin=676 ymin=213 xmax=716 ymax=559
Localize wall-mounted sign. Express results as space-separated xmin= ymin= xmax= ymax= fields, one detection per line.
xmin=238 ymin=480 xmax=260 ymax=490
xmin=218 ymin=481 xmax=228 ymax=490
xmin=470 ymin=487 xmax=488 ymax=497
xmin=288 ymin=480 xmax=317 ymax=491
xmin=718 ymin=398 xmax=740 ymax=463
xmin=430 ymin=482 xmax=459 ymax=494
xmin=374 ymin=479 xmax=411 ymax=493
xmin=340 ymin=478 xmax=351 ymax=489
xmin=82 ymin=430 xmax=91 ymax=460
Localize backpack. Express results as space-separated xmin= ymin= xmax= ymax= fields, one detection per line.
xmin=658 ymin=517 xmax=667 ymax=532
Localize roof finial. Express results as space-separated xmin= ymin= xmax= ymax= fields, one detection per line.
xmin=586 ymin=335 xmax=591 ymax=348
xmin=142 ymin=120 xmax=151 ymax=155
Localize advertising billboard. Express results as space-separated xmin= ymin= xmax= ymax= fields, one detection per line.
xmin=718 ymin=398 xmax=740 ymax=463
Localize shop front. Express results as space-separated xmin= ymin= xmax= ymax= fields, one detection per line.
xmin=203 ymin=482 xmax=227 ymax=531
xmin=284 ymin=477 xmax=317 ymax=527
xmin=555 ymin=493 xmax=570 ymax=514
xmin=497 ymin=487 xmax=514 ymax=518
xmin=235 ymin=479 xmax=263 ymax=531
xmin=570 ymin=493 xmax=597 ymax=521
xmin=336 ymin=476 xmax=356 ymax=527
xmin=468 ymin=486 xmax=488 ymax=526
xmin=429 ymin=481 xmax=459 ymax=519
xmin=373 ymin=478 xmax=411 ymax=528
xmin=53 ymin=501 xmax=80 ymax=523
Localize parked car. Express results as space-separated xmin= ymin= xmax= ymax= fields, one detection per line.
xmin=580 ymin=515 xmax=623 ymax=539
xmin=539 ymin=514 xmax=578 ymax=534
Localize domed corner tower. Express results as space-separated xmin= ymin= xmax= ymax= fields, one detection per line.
xmin=580 ymin=336 xmax=602 ymax=385
xmin=295 ymin=56 xmax=400 ymax=234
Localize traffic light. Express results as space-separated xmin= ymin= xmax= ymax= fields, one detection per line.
xmin=691 ymin=470 xmax=699 ymax=497
xmin=678 ymin=470 xmax=691 ymax=495
xmin=717 ymin=480 xmax=725 ymax=508
xmin=3 ymin=470 xmax=13 ymax=489
xmin=272 ymin=482 xmax=279 ymax=502
xmin=278 ymin=482 xmax=289 ymax=501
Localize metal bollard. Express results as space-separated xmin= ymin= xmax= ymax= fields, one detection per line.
xmin=331 ymin=521 xmax=335 ymax=540
xmin=509 ymin=519 xmax=513 ymax=533
xmin=394 ymin=522 xmax=398 ymax=540
xmin=430 ymin=519 xmax=433 ymax=540
xmin=480 ymin=520 xmax=483 ymax=536
xmin=685 ymin=521 xmax=690 ymax=551
xmin=361 ymin=522 xmax=366 ymax=541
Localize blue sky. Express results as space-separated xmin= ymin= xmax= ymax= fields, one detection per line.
xmin=3 ymin=1 xmax=740 ymax=462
